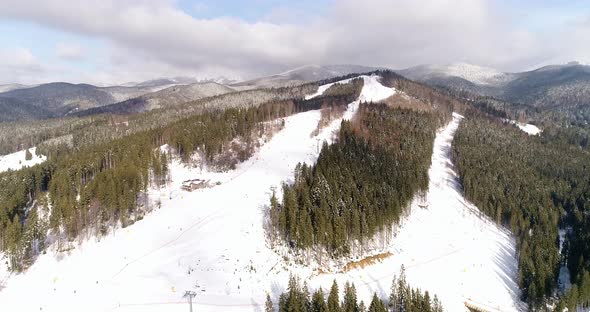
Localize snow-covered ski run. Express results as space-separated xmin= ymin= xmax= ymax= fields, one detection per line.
xmin=0 ymin=77 xmax=523 ymax=311
xmin=0 ymin=147 xmax=46 ymax=174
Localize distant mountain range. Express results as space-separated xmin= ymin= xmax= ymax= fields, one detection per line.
xmin=0 ymin=81 xmax=182 ymax=122
xmin=0 ymin=83 xmax=37 ymax=93
xmin=2 ymin=62 xmax=590 ymax=122
xmin=0 ymin=65 xmax=380 ymax=121
xmin=75 ymin=82 xmax=235 ymax=116
xmin=398 ymin=62 xmax=590 ymax=116
xmin=230 ymin=64 xmax=382 ymax=90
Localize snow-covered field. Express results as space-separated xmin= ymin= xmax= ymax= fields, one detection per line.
xmin=0 ymin=147 xmax=46 ymax=173
xmin=0 ymin=77 xmax=522 ymax=311
xmin=516 ymin=123 xmax=542 ymax=135
xmin=505 ymin=119 xmax=542 ymax=135
xmin=305 ymin=77 xmax=356 ymax=100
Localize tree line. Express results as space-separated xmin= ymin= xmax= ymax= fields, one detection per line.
xmin=452 ymin=110 xmax=590 ymax=308
xmin=267 ymin=266 xmax=443 ymax=312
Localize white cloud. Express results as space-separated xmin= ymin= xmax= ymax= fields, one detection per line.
xmin=0 ymin=0 xmax=588 ymax=83
xmin=0 ymin=47 xmax=37 ymax=67
xmin=0 ymin=47 xmax=46 ymax=84
xmin=55 ymin=42 xmax=83 ymax=60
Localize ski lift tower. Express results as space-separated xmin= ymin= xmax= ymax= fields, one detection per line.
xmin=184 ymin=290 xmax=197 ymax=312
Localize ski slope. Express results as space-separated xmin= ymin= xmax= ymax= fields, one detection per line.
xmin=504 ymin=119 xmax=542 ymax=136
xmin=305 ymin=75 xmax=395 ymax=101
xmin=0 ymin=77 xmax=521 ymax=311
xmin=307 ymin=113 xmax=523 ymax=311
xmin=516 ymin=123 xmax=542 ymax=135
xmin=0 ymin=147 xmax=46 ymax=173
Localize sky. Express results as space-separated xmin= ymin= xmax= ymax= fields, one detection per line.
xmin=0 ymin=0 xmax=589 ymax=85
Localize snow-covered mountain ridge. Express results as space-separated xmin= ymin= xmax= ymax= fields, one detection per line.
xmin=399 ymin=62 xmax=514 ymax=86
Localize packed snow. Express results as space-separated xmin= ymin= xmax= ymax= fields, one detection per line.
xmin=0 ymin=147 xmax=46 ymax=173
xmin=305 ymin=75 xmax=395 ymax=101
xmin=305 ymin=77 xmax=357 ymax=100
xmin=0 ymin=77 xmax=521 ymax=312
xmin=505 ymin=119 xmax=542 ymax=135
xmin=0 ymin=104 xmax=341 ymax=312
xmin=516 ymin=123 xmax=542 ymax=135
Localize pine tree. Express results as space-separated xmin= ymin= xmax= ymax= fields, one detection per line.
xmin=388 ymin=275 xmax=398 ymax=310
xmin=25 ymin=148 xmax=32 ymax=161
xmin=397 ymin=265 xmax=408 ymax=312
xmin=423 ymin=291 xmax=432 ymax=312
xmin=358 ymin=301 xmax=366 ymax=312
xmin=343 ymin=282 xmax=358 ymax=312
xmin=328 ymin=280 xmax=341 ymax=312
xmin=270 ymin=190 xmax=280 ymax=238
xmin=302 ymin=282 xmax=312 ymax=312
xmin=432 ymin=294 xmax=443 ymax=312
xmin=368 ymin=294 xmax=386 ymax=312
xmin=311 ymin=288 xmax=328 ymax=312
xmin=6 ymin=215 xmax=23 ymax=270
xmin=279 ymin=293 xmax=288 ymax=312
xmin=286 ymin=275 xmax=301 ymax=312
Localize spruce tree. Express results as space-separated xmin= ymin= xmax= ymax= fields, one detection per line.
xmin=388 ymin=275 xmax=398 ymax=310
xmin=279 ymin=293 xmax=288 ymax=312
xmin=302 ymin=282 xmax=311 ymax=312
xmin=397 ymin=265 xmax=408 ymax=312
xmin=423 ymin=291 xmax=432 ymax=312
xmin=342 ymin=282 xmax=358 ymax=312
xmin=327 ymin=280 xmax=341 ymax=312
xmin=358 ymin=301 xmax=366 ymax=312
xmin=311 ymin=288 xmax=328 ymax=312
xmin=368 ymin=294 xmax=386 ymax=312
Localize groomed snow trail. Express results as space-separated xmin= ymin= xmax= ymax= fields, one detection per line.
xmin=516 ymin=123 xmax=541 ymax=135
xmin=0 ymin=147 xmax=46 ymax=173
xmin=305 ymin=75 xmax=394 ymax=101
xmin=504 ymin=119 xmax=542 ymax=136
xmin=0 ymin=109 xmax=330 ymax=312
xmin=307 ymin=113 xmax=523 ymax=312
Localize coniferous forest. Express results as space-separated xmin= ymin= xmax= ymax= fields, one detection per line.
xmin=267 ymin=103 xmax=450 ymax=258
xmin=452 ymin=110 xmax=590 ymax=309
xmin=269 ymin=266 xmax=443 ymax=312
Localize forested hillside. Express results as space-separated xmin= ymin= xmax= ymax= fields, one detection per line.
xmin=400 ymin=63 xmax=590 ymax=127
xmin=0 ymin=83 xmax=116 ymax=120
xmin=268 ymin=102 xmax=451 ymax=259
xmin=452 ymin=111 xmax=590 ymax=309
xmin=0 ymin=84 xmax=314 ymax=157
xmin=0 ymin=117 xmax=101 ymax=156
xmin=74 ymin=82 xmax=235 ymax=116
